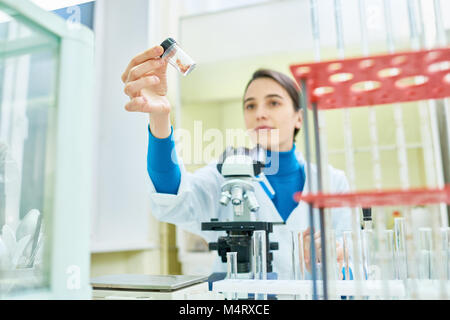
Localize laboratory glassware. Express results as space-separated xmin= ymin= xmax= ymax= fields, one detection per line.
xmin=160 ymin=38 xmax=196 ymax=76
xmin=343 ymin=231 xmax=353 ymax=280
xmin=226 ymin=252 xmax=238 ymax=300
xmin=394 ymin=217 xmax=408 ymax=280
xmin=252 ymin=230 xmax=267 ymax=300
xmin=418 ymin=227 xmax=433 ymax=280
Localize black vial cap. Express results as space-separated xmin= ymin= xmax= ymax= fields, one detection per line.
xmin=160 ymin=38 xmax=176 ymax=56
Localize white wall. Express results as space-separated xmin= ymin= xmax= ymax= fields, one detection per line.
xmin=91 ymin=0 xmax=154 ymax=250
xmin=180 ymin=0 xmax=450 ymax=64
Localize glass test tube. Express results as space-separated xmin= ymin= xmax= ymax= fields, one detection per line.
xmin=252 ymin=230 xmax=267 ymax=300
xmin=252 ymin=230 xmax=267 ymax=280
xmin=394 ymin=217 xmax=408 ymax=280
xmin=329 ymin=229 xmax=339 ymax=281
xmin=343 ymin=231 xmax=353 ymax=280
xmin=226 ymin=252 xmax=238 ymax=280
xmin=291 ymin=231 xmax=301 ymax=280
xmin=362 ymin=229 xmax=375 ymax=280
xmin=442 ymin=228 xmax=450 ymax=280
xmin=226 ymin=252 xmax=238 ymax=300
xmin=418 ymin=227 xmax=433 ymax=280
xmin=384 ymin=229 xmax=396 ymax=280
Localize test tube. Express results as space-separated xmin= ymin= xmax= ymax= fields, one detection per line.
xmin=343 ymin=231 xmax=353 ymax=280
xmin=226 ymin=252 xmax=238 ymax=280
xmin=394 ymin=217 xmax=408 ymax=280
xmin=441 ymin=227 xmax=450 ymax=280
xmin=418 ymin=227 xmax=433 ymax=280
xmin=226 ymin=252 xmax=238 ymax=300
xmin=328 ymin=229 xmax=339 ymax=281
xmin=252 ymin=230 xmax=267 ymax=280
xmin=384 ymin=229 xmax=396 ymax=280
xmin=291 ymin=231 xmax=301 ymax=280
xmin=361 ymin=229 xmax=375 ymax=280
xmin=252 ymin=230 xmax=267 ymax=300
xmin=291 ymin=230 xmax=305 ymax=300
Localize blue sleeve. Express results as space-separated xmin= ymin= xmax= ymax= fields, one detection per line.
xmin=147 ymin=125 xmax=181 ymax=194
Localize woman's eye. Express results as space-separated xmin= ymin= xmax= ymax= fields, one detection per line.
xmin=245 ymin=104 xmax=255 ymax=110
xmin=269 ymin=100 xmax=280 ymax=107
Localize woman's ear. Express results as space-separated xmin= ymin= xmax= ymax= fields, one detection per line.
xmin=295 ymin=109 xmax=303 ymax=130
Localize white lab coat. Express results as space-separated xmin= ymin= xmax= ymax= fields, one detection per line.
xmin=147 ymin=150 xmax=353 ymax=279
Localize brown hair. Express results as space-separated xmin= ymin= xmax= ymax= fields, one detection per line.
xmin=244 ymin=69 xmax=302 ymax=138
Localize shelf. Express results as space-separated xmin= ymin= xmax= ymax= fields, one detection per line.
xmin=294 ymin=184 xmax=450 ymax=208
xmin=290 ymin=47 xmax=450 ymax=110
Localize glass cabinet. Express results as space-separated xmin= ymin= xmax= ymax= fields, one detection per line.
xmin=0 ymin=0 xmax=94 ymax=299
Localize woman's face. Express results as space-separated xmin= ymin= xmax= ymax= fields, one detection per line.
xmin=243 ymin=78 xmax=302 ymax=151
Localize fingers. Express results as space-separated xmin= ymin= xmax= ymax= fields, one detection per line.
xmin=124 ymin=75 xmax=160 ymax=98
xmin=121 ymin=45 xmax=164 ymax=83
xmin=125 ymin=58 xmax=167 ymax=83
xmin=124 ymin=96 xmax=148 ymax=112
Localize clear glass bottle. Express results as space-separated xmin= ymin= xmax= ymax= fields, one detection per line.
xmin=160 ymin=37 xmax=196 ymax=76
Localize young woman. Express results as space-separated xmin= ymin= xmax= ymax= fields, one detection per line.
xmin=121 ymin=45 xmax=351 ymax=279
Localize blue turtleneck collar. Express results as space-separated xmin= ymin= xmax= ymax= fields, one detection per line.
xmin=265 ymin=144 xmax=300 ymax=176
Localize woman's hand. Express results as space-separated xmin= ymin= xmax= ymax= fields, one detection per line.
xmin=300 ymin=228 xmax=344 ymax=279
xmin=121 ymin=45 xmax=172 ymax=138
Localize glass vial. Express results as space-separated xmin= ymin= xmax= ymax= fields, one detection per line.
xmin=160 ymin=38 xmax=196 ymax=76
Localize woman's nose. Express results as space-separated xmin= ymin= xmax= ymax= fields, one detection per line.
xmin=255 ymin=106 xmax=268 ymax=120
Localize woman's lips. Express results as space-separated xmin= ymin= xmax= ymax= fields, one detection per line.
xmin=255 ymin=126 xmax=274 ymax=131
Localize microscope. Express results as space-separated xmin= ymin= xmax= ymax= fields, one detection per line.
xmin=201 ymin=146 xmax=279 ymax=274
